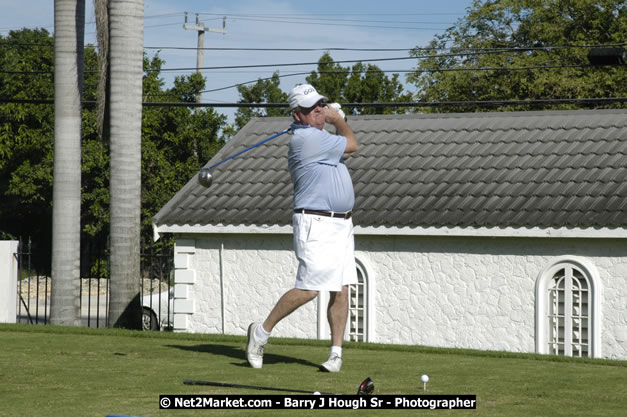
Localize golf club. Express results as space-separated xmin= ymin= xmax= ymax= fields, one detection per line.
xmin=183 ymin=376 xmax=374 ymax=396
xmin=197 ymin=128 xmax=290 ymax=188
xmin=357 ymin=377 xmax=374 ymax=395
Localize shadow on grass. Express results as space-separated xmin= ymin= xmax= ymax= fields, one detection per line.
xmin=167 ymin=343 xmax=320 ymax=368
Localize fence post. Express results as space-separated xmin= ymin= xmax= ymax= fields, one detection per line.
xmin=0 ymin=241 xmax=19 ymax=323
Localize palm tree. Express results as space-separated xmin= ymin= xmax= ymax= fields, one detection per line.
xmin=50 ymin=0 xmax=85 ymax=326
xmin=107 ymin=0 xmax=144 ymax=328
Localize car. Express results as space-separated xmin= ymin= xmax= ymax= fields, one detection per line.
xmin=141 ymin=288 xmax=173 ymax=331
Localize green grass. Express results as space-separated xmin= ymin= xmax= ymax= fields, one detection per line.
xmin=0 ymin=324 xmax=625 ymax=417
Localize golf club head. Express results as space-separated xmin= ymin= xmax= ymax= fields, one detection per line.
xmin=198 ymin=168 xmax=213 ymax=187
xmin=357 ymin=377 xmax=374 ymax=395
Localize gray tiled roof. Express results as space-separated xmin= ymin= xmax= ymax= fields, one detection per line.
xmin=153 ymin=109 xmax=627 ymax=231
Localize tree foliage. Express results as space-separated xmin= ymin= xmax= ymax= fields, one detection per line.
xmin=231 ymin=72 xmax=289 ymax=133
xmin=0 ymin=29 xmax=57 ymax=267
xmin=307 ymin=53 xmax=412 ymax=115
xmin=408 ymin=0 xmax=626 ymax=112
xmin=0 ymin=29 xmax=227 ymax=272
xmin=231 ymin=53 xmax=413 ymax=130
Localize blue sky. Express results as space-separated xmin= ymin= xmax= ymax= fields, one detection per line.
xmin=0 ymin=0 xmax=475 ymax=120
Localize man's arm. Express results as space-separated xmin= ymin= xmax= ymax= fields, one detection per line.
xmin=325 ymin=106 xmax=358 ymax=154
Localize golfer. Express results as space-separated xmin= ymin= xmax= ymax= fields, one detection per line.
xmin=247 ymin=84 xmax=358 ymax=372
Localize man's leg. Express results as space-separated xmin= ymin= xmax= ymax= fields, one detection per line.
xmin=320 ymin=285 xmax=349 ymax=372
xmin=328 ymin=285 xmax=349 ymax=346
xmin=247 ymin=288 xmax=318 ymax=368
xmin=263 ymin=288 xmax=319 ymax=332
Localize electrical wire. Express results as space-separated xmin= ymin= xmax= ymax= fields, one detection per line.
xmin=1 ymin=62 xmax=623 ymax=80
xmin=198 ymin=62 xmax=625 ymax=94
xmin=151 ymin=45 xmax=625 ymax=72
xmin=2 ymin=97 xmax=626 ymax=108
xmin=0 ymin=10 xmax=461 ymax=35
xmin=3 ymin=41 xmax=624 ymax=52
xmin=154 ymin=56 xmax=418 ymax=72
xmin=143 ymin=46 xmax=416 ymax=52
xmin=206 ymin=16 xmax=450 ymax=31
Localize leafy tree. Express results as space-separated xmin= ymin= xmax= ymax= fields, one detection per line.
xmin=0 ymin=29 xmax=56 ymax=269
xmin=0 ymin=28 xmax=227 ymax=274
xmin=305 ymin=53 xmax=349 ymax=103
xmin=408 ymin=0 xmax=626 ymax=112
xmin=342 ymin=62 xmax=412 ymax=115
xmin=230 ymin=53 xmax=412 ymax=132
xmin=307 ymin=53 xmax=412 ymax=116
xmin=142 ymin=64 xmax=227 ymax=237
xmin=231 ymin=72 xmax=289 ymax=133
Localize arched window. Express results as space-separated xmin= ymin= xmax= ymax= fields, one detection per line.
xmin=347 ymin=267 xmax=367 ymax=342
xmin=536 ymin=257 xmax=602 ymax=358
xmin=318 ymin=257 xmax=375 ymax=342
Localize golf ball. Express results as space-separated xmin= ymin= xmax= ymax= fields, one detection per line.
xmin=421 ymin=374 xmax=429 ymax=383
xmin=313 ymin=391 xmax=321 ymax=395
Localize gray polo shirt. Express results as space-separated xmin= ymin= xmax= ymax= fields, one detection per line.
xmin=287 ymin=123 xmax=355 ymax=213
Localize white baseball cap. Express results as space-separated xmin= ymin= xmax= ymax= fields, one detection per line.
xmin=288 ymin=84 xmax=327 ymax=109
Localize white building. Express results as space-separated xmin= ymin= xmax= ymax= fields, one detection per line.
xmin=154 ymin=110 xmax=627 ymax=360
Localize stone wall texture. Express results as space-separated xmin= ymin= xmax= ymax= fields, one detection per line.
xmin=173 ymin=233 xmax=627 ymax=360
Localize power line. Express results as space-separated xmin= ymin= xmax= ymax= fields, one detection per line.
xmin=155 ymin=56 xmax=418 ymax=72
xmin=0 ymin=12 xmax=188 ymax=34
xmin=197 ymin=12 xmax=464 ymax=17
xmin=1 ymin=42 xmax=624 ymax=82
xmin=152 ymin=48 xmax=565 ymax=72
xmin=3 ymin=97 xmax=626 ymax=108
xmin=199 ymin=63 xmax=625 ymax=94
xmin=1 ymin=62 xmax=623 ymax=81
xmin=222 ymin=15 xmax=455 ymax=25
xmin=144 ymin=46 xmax=417 ymax=52
xmin=152 ymin=45 xmax=626 ymax=72
xmin=192 ymin=12 xmax=461 ymax=30
xmin=3 ymin=40 xmax=625 ymax=53
xmin=205 ymin=16 xmax=450 ymax=31
xmin=144 ymin=97 xmax=627 ymax=108
xmin=0 ymin=11 xmax=461 ymax=35
xmin=145 ymin=43 xmax=627 ymax=52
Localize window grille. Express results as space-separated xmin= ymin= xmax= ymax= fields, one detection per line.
xmin=547 ymin=266 xmax=590 ymax=357
xmin=348 ymin=268 xmax=366 ymax=342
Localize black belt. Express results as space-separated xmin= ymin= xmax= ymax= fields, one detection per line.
xmin=295 ymin=209 xmax=352 ymax=219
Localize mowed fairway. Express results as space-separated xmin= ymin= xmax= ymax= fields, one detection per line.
xmin=0 ymin=324 xmax=625 ymax=417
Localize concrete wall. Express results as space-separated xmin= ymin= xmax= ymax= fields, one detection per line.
xmin=0 ymin=241 xmax=19 ymax=323
xmin=172 ymin=233 xmax=627 ymax=360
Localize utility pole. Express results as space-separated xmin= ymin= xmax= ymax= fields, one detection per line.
xmin=184 ymin=13 xmax=227 ymax=103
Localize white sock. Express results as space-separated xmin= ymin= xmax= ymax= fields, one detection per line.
xmin=330 ymin=346 xmax=342 ymax=358
xmin=255 ymin=324 xmax=271 ymax=344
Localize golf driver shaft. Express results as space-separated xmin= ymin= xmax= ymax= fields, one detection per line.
xmin=208 ymin=128 xmax=289 ymax=171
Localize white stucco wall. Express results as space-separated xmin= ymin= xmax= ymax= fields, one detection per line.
xmin=172 ymin=233 xmax=627 ymax=360
xmin=173 ymin=235 xmax=319 ymax=339
xmin=0 ymin=241 xmax=19 ymax=323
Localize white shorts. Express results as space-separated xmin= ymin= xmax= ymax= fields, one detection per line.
xmin=293 ymin=212 xmax=358 ymax=292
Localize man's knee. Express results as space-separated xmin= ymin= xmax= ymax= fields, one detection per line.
xmin=295 ymin=288 xmax=319 ymax=301
xmin=329 ymin=286 xmax=348 ymax=301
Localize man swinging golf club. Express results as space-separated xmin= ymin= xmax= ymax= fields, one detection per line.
xmin=247 ymin=84 xmax=358 ymax=373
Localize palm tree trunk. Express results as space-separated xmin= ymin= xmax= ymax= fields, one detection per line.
xmin=50 ymin=0 xmax=85 ymax=326
xmin=108 ymin=0 xmax=144 ymax=329
xmin=94 ymin=0 xmax=109 ymax=141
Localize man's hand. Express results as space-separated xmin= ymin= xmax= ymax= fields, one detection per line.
xmin=324 ymin=104 xmax=345 ymax=125
xmin=328 ymin=102 xmax=346 ymax=120
xmin=325 ymin=104 xmax=357 ymax=154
